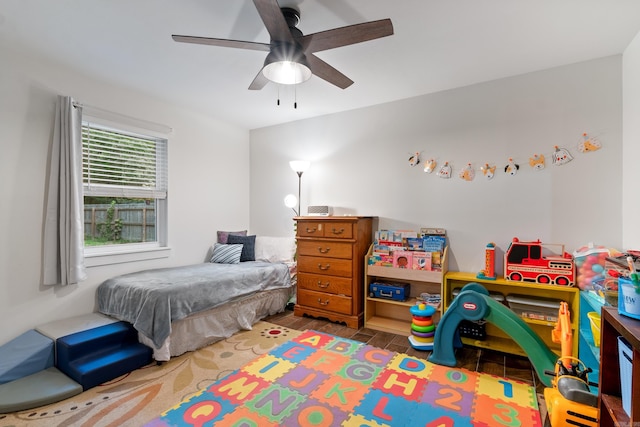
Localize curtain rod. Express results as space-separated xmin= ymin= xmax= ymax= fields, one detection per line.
xmin=72 ymin=101 xmax=173 ymax=135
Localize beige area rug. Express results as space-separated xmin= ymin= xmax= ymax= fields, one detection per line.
xmin=0 ymin=322 xmax=299 ymax=427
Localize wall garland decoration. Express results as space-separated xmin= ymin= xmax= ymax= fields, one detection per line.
xmin=409 ymin=132 xmax=603 ymax=182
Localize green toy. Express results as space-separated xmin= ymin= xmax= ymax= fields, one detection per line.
xmin=428 ymin=283 xmax=558 ymax=388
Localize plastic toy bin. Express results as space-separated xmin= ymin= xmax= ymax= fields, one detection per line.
xmin=587 ymin=312 xmax=601 ymax=347
xmin=573 ymin=243 xmax=609 ymax=290
xmin=505 ymin=294 xmax=562 ymax=323
xmin=618 ymin=336 xmax=632 ymax=417
xmin=618 ymin=276 xmax=640 ymax=320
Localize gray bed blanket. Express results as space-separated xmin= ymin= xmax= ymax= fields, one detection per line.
xmin=97 ymin=261 xmax=291 ymax=348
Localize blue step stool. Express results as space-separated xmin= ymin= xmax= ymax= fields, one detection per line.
xmin=56 ymin=321 xmax=152 ymax=390
xmin=36 ymin=312 xmax=117 ymax=364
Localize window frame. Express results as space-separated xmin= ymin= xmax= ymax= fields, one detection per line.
xmin=80 ymin=112 xmax=171 ymax=266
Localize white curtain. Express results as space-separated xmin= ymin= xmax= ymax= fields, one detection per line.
xmin=43 ymin=95 xmax=87 ymax=286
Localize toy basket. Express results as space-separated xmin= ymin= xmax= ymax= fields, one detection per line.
xmin=618 ymin=336 xmax=633 ymax=417
xmin=618 ymin=277 xmax=640 ymax=320
xmin=587 ymin=312 xmax=601 ymax=347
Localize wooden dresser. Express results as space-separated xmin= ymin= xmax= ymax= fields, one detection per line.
xmin=294 ymin=216 xmax=374 ymax=328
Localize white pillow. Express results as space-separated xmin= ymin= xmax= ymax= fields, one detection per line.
xmin=254 ymin=236 xmax=296 ymax=263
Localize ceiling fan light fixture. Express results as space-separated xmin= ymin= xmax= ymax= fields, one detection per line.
xmin=263 ymin=44 xmax=312 ymax=85
xmin=173 ymin=1 xmax=393 ymax=90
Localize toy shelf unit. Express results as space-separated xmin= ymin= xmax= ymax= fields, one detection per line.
xmin=598 ymin=306 xmax=640 ymax=427
xmin=364 ymin=246 xmax=448 ymax=336
xmin=442 ymin=272 xmax=579 ymax=358
xmin=578 ymin=291 xmax=605 ymax=394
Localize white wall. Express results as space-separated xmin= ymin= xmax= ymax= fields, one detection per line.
xmin=0 ymin=45 xmax=250 ymax=344
xmin=623 ymin=32 xmax=640 ymax=249
xmin=250 ymin=56 xmax=623 ymax=274
xmin=0 ymin=42 xmax=631 ymax=346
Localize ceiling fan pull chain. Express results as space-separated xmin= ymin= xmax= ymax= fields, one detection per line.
xmin=277 ymin=85 xmax=280 ymax=106
xmin=294 ymin=86 xmax=297 ymax=109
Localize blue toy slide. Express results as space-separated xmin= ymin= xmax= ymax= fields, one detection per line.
xmin=428 ymin=283 xmax=558 ymax=388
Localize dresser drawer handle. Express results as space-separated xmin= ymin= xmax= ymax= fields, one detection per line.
xmin=317 ymin=281 xmax=330 ymax=289
xmin=318 ymin=247 xmax=330 ymax=254
xmin=318 ymin=264 xmax=331 ymax=271
xmin=305 ymin=227 xmax=318 ymax=233
xmin=331 ymin=227 xmax=345 ymax=235
xmin=317 ymin=298 xmax=330 ymax=306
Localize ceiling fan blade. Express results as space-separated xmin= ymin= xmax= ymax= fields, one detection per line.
xmin=306 ymin=54 xmax=353 ymax=89
xmin=253 ymin=0 xmax=295 ymax=43
xmin=298 ymin=19 xmax=393 ymax=53
xmin=172 ymin=35 xmax=270 ymax=51
xmin=249 ymin=69 xmax=270 ymax=90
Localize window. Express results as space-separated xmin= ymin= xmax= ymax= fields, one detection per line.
xmin=82 ymin=120 xmax=168 ymax=261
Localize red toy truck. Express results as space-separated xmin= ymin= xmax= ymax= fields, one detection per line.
xmin=505 ymin=238 xmax=575 ymax=286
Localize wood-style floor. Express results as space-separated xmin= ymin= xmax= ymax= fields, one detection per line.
xmin=264 ymin=308 xmax=548 ymax=419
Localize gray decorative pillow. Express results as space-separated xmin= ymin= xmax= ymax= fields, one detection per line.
xmin=210 ymin=243 xmax=243 ymax=264
xmin=217 ymin=230 xmax=247 ymax=244
xmin=227 ymin=234 xmax=256 ymax=262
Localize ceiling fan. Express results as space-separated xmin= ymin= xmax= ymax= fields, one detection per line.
xmin=172 ymin=0 xmax=394 ymax=90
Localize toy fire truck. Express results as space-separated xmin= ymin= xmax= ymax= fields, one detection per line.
xmin=504 ymin=238 xmax=575 ymax=286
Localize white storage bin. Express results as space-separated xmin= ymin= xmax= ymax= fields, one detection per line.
xmin=506 ymin=294 xmax=562 ymax=322
xmin=618 ymin=336 xmax=633 ymax=417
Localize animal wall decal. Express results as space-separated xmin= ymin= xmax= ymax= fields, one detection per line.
xmin=480 ymin=163 xmax=496 ymax=180
xmin=529 ymin=154 xmax=545 ymax=170
xmin=552 ymin=146 xmax=573 ymax=165
xmin=578 ymin=133 xmax=601 ymax=153
xmin=423 ymin=158 xmax=437 ymax=174
xmin=437 ymin=162 xmax=451 ymax=179
xmin=504 ymin=158 xmax=519 ymax=176
xmin=459 ymin=163 xmax=475 ymax=181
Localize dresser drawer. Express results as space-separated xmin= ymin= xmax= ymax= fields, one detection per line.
xmin=297 ymin=273 xmax=353 ymax=296
xmin=297 ymin=222 xmax=353 ymax=239
xmin=297 ymin=241 xmax=352 ymax=259
xmin=297 ymin=256 xmax=353 ymax=278
xmin=297 ymin=289 xmax=352 ymax=315
xmin=323 ymin=222 xmax=353 ymax=239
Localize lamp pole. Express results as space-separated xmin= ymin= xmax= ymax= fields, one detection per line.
xmin=288 ymin=160 xmax=310 ymax=217
xmin=296 ymin=170 xmax=303 ymax=217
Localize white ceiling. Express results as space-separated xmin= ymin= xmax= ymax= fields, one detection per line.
xmin=2 ymin=0 xmax=640 ymax=130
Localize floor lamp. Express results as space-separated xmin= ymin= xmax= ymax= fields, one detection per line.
xmin=284 ymin=160 xmax=310 ymax=216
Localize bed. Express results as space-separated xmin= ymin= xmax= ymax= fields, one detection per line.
xmin=96 ymin=235 xmax=296 ymax=361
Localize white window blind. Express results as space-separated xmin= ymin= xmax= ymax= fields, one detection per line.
xmin=82 ymin=122 xmax=168 ymax=199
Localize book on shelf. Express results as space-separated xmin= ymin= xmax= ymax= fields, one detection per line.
xmin=431 ymin=251 xmax=443 ymax=271
xmin=406 ymin=237 xmax=423 ymax=250
xmin=371 ymin=227 xmax=447 ymax=271
xmin=392 ymin=251 xmax=413 ymax=269
xmin=412 ymin=251 xmax=432 ymax=270
xmin=368 ymin=254 xmax=393 ymax=267
xmin=420 ymin=228 xmax=446 ymax=237
xmin=423 ymin=235 xmax=446 ymax=252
